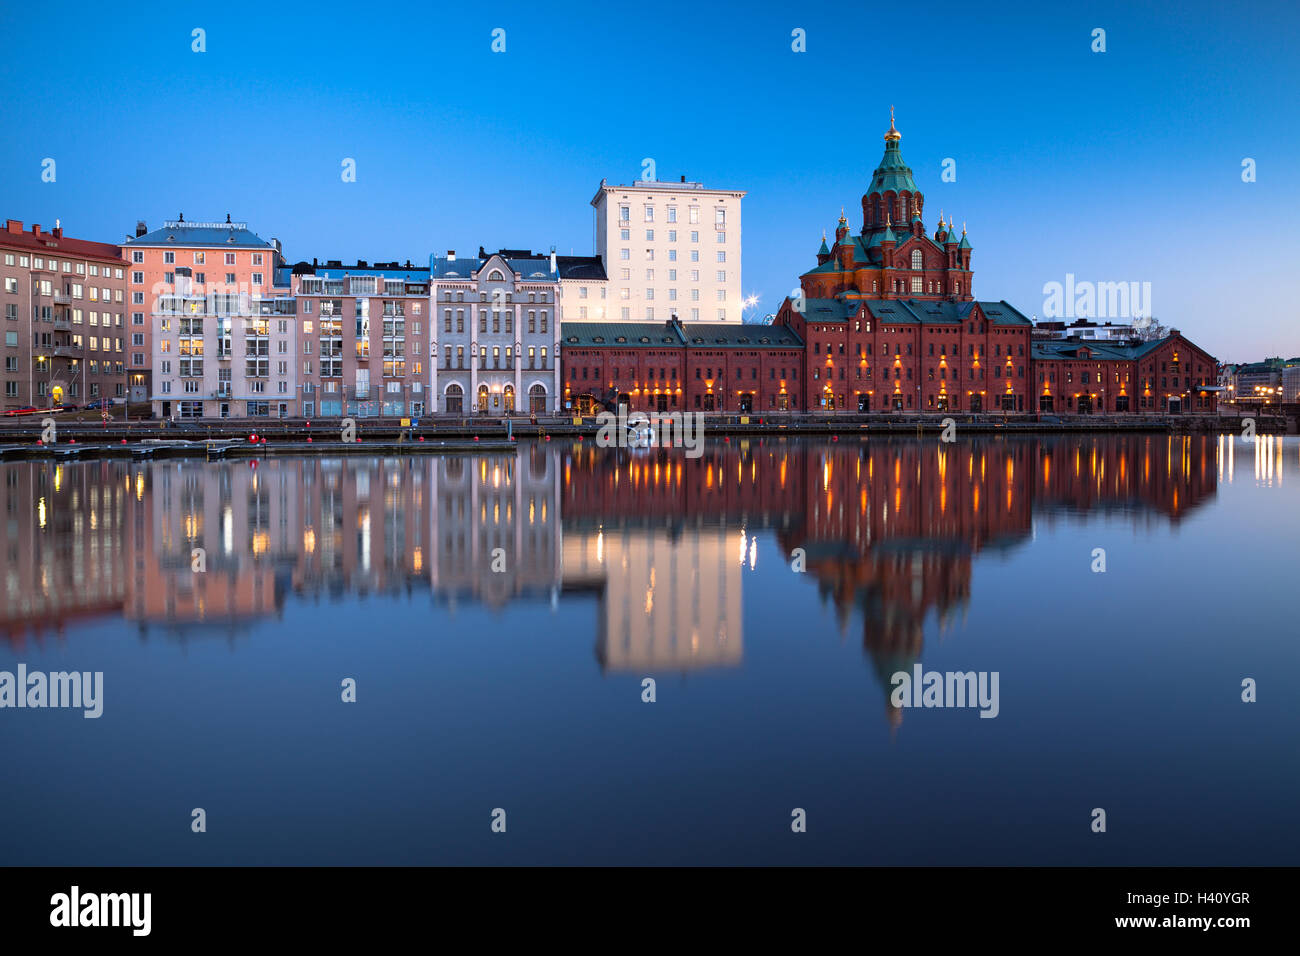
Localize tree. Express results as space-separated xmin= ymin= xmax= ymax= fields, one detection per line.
xmin=1132 ymin=316 xmax=1169 ymax=342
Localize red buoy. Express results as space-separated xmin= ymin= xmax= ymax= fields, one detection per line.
xmin=418 ymin=436 xmax=425 ymax=442
xmin=306 ymin=437 xmax=313 ymax=443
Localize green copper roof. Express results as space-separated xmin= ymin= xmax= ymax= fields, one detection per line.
xmin=818 ymin=236 xmax=830 ymax=255
xmin=798 ymin=298 xmax=1032 ymax=328
xmin=867 ymin=139 xmax=920 ymax=197
xmin=958 ymin=231 xmax=972 ymax=249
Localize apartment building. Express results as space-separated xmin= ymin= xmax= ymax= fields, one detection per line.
xmin=124 ymin=217 xmax=284 ymax=409
xmin=591 ymin=178 xmax=745 ymax=323
xmin=291 ymin=260 xmax=430 ymax=418
xmin=1 ymin=219 xmax=128 ymax=411
xmin=428 ymin=249 xmax=562 ymax=415
xmin=555 ymin=254 xmax=609 ymax=321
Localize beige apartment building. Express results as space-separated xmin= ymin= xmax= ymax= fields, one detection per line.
xmin=1 ymin=219 xmax=128 ymax=411
xmin=591 ymin=178 xmax=745 ymax=323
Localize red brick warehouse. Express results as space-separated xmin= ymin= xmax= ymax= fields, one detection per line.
xmin=560 ymin=316 xmax=804 ymax=414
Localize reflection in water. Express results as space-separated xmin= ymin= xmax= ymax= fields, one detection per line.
xmin=2 ymin=437 xmax=1226 ymax=700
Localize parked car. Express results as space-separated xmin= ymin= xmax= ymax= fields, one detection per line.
xmin=84 ymin=398 xmax=116 ymax=410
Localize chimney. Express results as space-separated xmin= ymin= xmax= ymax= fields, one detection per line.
xmin=53 ymin=223 xmax=63 ymax=239
xmin=312 ymin=257 xmax=318 ymax=268
xmin=550 ymin=250 xmax=557 ymax=273
xmin=447 ymin=250 xmax=456 ymax=261
xmin=5 ymin=220 xmax=21 ymax=235
xmin=31 ymin=224 xmax=41 ymax=237
xmin=136 ymin=220 xmax=147 ymax=237
xmin=680 ymin=175 xmax=686 ymax=183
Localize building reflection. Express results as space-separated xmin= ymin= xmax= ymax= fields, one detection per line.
xmin=1 ymin=437 xmax=1224 ymax=694
xmin=0 ymin=461 xmax=128 ymax=648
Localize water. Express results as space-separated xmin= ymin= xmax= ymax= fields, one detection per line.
xmin=1 ymin=434 xmax=1296 ymax=865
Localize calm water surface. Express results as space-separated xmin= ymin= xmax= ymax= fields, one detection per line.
xmin=1 ymin=434 xmax=1296 ymax=865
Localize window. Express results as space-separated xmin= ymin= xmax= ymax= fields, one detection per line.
xmin=911 ymin=249 xmax=923 ymax=270
xmin=225 ymin=253 xmax=236 ymax=266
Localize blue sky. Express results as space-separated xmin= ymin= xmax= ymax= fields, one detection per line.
xmin=1 ymin=0 xmax=1296 ymax=361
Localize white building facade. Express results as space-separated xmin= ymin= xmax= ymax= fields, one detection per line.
xmin=591 ymin=179 xmax=745 ymax=323
xmin=429 ymin=250 xmax=562 ymax=415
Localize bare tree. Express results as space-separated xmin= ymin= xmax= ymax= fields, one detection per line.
xmin=1132 ymin=316 xmax=1169 ymax=342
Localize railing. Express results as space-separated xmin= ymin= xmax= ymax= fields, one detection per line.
xmin=53 ymin=293 xmax=73 ymax=305
xmin=350 ymin=388 xmax=371 ymax=400
xmin=51 ymin=345 xmax=81 ymax=359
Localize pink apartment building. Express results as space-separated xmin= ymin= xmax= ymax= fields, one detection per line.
xmin=289 ymin=259 xmax=430 ymax=418
xmin=123 ymin=216 xmax=288 ymax=416
xmin=1 ymin=219 xmax=128 ymax=411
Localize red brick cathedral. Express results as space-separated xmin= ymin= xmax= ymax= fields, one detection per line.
xmin=775 ymin=111 xmax=1218 ymax=415
xmin=777 ymin=110 xmax=1033 ymax=413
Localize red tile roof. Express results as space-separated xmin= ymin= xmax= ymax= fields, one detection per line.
xmin=1 ymin=219 xmax=124 ymax=264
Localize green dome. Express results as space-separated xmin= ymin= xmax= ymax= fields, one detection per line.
xmin=866 ymin=137 xmax=920 ymax=198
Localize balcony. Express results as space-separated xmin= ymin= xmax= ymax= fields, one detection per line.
xmin=53 ymin=293 xmax=73 ymax=305
xmin=51 ymin=345 xmax=81 ymax=359
xmin=350 ymin=388 xmax=371 ymax=400
xmin=53 ymin=317 xmax=72 ymax=331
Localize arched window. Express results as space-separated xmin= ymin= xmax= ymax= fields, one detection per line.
xmin=445 ymin=383 xmax=463 ymax=414
xmin=486 ymin=269 xmax=505 ymax=281
xmin=477 ymin=384 xmax=490 ymax=412
xmin=503 ymin=384 xmax=515 ymax=413
xmin=911 ymin=249 xmax=923 ymax=270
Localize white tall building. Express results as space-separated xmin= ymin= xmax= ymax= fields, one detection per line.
xmin=591 ymin=178 xmax=745 ymax=323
